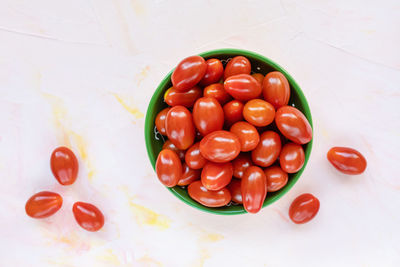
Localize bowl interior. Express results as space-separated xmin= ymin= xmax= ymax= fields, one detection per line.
xmin=145 ymin=48 xmax=313 ymax=215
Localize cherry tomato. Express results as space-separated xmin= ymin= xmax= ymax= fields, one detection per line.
xmin=185 ymin=142 xmax=207 ymax=169
xmin=155 ymin=108 xmax=171 ymax=135
xmin=203 ymin=83 xmax=231 ymax=105
xmin=200 ymin=130 xmax=240 ymax=163
xmin=224 ymin=74 xmax=262 ymax=101
xmin=264 ymin=166 xmax=288 ymax=192
xmin=227 ymin=179 xmax=242 ymax=204
xmin=25 ymin=191 xmax=62 ymax=219
xmin=327 ymin=147 xmax=367 ymax=175
xmin=171 ymin=55 xmax=207 ymax=91
xmin=178 ymin=163 xmax=201 ymax=186
xmin=243 ymin=99 xmax=275 ymax=127
xmin=164 ymin=86 xmax=202 ymax=107
xmin=275 ymin=106 xmax=312 ymax=144
xmin=156 ymin=149 xmax=183 ymax=187
xmin=251 ymin=131 xmax=281 ymax=167
xmin=280 ymin=143 xmax=305 ymax=173
xmin=262 ymin=71 xmax=290 ymax=109
xmin=50 ymin=146 xmax=79 ymax=185
xmin=199 ymin=59 xmax=224 ymax=86
xmin=193 ymin=97 xmax=224 ymax=136
xmin=289 ymin=193 xmax=320 ymax=224
xmin=223 ymin=100 xmax=244 ymax=127
xmin=232 ymin=153 xmax=252 ymax=179
xmin=241 ymin=166 xmax=267 ymax=213
xmin=230 ymin=121 xmax=260 ymax=152
xmin=165 ymin=106 xmax=195 ymax=150
xmin=73 ymin=202 xmax=104 ymax=232
xmin=162 ymin=140 xmax=185 ymax=161
xmin=251 ymin=73 xmax=264 ymax=85
xmin=201 ymin=162 xmax=233 ymax=191
xmin=188 ymin=180 xmax=231 ymax=207
xmin=224 ymin=56 xmax=251 ymax=79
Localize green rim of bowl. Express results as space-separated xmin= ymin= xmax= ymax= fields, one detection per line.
xmin=145 ymin=48 xmax=313 ymax=215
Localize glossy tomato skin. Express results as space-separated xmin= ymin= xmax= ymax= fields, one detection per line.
xmin=164 ymin=86 xmax=202 ymax=107
xmin=165 ymin=106 xmax=195 ymax=150
xmin=224 ymin=56 xmax=251 ymax=79
xmin=327 ymin=147 xmax=367 ymax=175
xmin=275 ymin=106 xmax=312 ymax=144
xmin=264 ymin=166 xmax=288 ymax=192
xmin=188 ymin=180 xmax=231 ymax=207
xmin=224 ymin=74 xmax=262 ymax=101
xmin=25 ymin=191 xmax=63 ymax=219
xmin=178 ymin=163 xmax=201 ymax=186
xmin=262 ymin=72 xmax=290 ymax=109
xmin=200 ymin=130 xmax=241 ymax=163
xmin=289 ymin=193 xmax=320 ymax=224
xmin=251 ymin=73 xmax=264 ymax=85
xmin=193 ymin=97 xmax=224 ymax=136
xmin=232 ymin=153 xmax=252 ymax=179
xmin=203 ymin=83 xmax=231 ymax=105
xmin=223 ymin=100 xmax=244 ymax=127
xmin=252 ymin=131 xmax=281 ymax=167
xmin=156 ymin=149 xmax=183 ymax=187
xmin=155 ymin=108 xmax=171 ymax=135
xmin=243 ymin=99 xmax=275 ymax=127
xmin=201 ymin=162 xmax=233 ymax=191
xmin=185 ymin=142 xmax=207 ymax=169
xmin=162 ymin=140 xmax=185 ymax=161
xmin=280 ymin=143 xmax=305 ymax=173
xmin=200 ymin=59 xmax=224 ymax=86
xmin=171 ymin=56 xmax=206 ymax=91
xmin=241 ymin=166 xmax=267 ymax=213
xmin=51 ymin=146 xmax=79 ymax=185
xmin=73 ymin=202 xmax=104 ymax=232
xmin=227 ymin=179 xmax=242 ymax=204
xmin=230 ymin=121 xmax=260 ymax=152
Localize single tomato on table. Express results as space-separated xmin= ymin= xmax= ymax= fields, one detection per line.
xmin=289 ymin=193 xmax=320 ymax=224
xmin=25 ymin=191 xmax=63 ymax=219
xmin=327 ymin=147 xmax=367 ymax=175
xmin=51 ymin=146 xmax=79 ymax=185
xmin=73 ymin=202 xmax=104 ymax=232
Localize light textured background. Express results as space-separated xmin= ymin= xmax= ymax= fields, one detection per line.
xmin=0 ymin=0 xmax=399 ymax=266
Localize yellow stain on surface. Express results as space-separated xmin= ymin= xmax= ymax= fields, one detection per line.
xmin=128 ymin=200 xmax=171 ymax=230
xmin=193 ymin=249 xmax=210 ymax=267
xmin=42 ymin=230 xmax=97 ymax=252
xmin=137 ymin=254 xmax=163 ymax=267
xmin=131 ymin=0 xmax=147 ymax=16
xmin=97 ymin=249 xmax=122 ymax=266
xmin=112 ymin=93 xmax=144 ymax=119
xmin=200 ymin=233 xmax=224 ymax=243
xmin=68 ymin=131 xmax=96 ymax=181
xmin=135 ymin=65 xmax=150 ymax=86
xmin=46 ymin=258 xmax=75 ymax=267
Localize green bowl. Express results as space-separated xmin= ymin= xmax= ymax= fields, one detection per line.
xmin=145 ymin=48 xmax=313 ymax=215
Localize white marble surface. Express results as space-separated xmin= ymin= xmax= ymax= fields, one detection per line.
xmin=0 ymin=0 xmax=399 ymax=266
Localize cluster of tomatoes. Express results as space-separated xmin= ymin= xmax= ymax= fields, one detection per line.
xmin=25 ymin=147 xmax=104 ymax=232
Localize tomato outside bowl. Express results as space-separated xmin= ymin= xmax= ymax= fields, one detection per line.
xmin=145 ymin=48 xmax=313 ymax=215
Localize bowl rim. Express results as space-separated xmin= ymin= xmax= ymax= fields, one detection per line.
xmin=145 ymin=48 xmax=313 ymax=215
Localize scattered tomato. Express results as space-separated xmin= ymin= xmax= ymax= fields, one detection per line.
xmin=73 ymin=202 xmax=104 ymax=231
xmin=327 ymin=147 xmax=367 ymax=175
xmin=280 ymin=143 xmax=305 ymax=173
xmin=289 ymin=193 xmax=319 ymax=224
xmin=275 ymin=106 xmax=312 ymax=144
xmin=156 ymin=149 xmax=183 ymax=187
xmin=171 ymin=56 xmax=206 ymax=91
xmin=50 ymin=146 xmax=79 ymax=185
xmin=241 ymin=166 xmax=267 ymax=213
xmin=200 ymin=130 xmax=241 ymax=163
xmin=25 ymin=191 xmax=63 ymax=219
xmin=188 ymin=181 xmax=231 ymax=207
xmin=193 ymin=97 xmax=224 ymax=136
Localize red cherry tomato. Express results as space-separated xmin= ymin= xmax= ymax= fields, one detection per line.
xmin=156 ymin=149 xmax=183 ymax=187
xmin=201 ymin=161 xmax=233 ymax=191
xmin=171 ymin=55 xmax=206 ymax=91
xmin=224 ymin=56 xmax=251 ymax=79
xmin=275 ymin=106 xmax=312 ymax=144
xmin=327 ymin=147 xmax=367 ymax=175
xmin=243 ymin=99 xmax=275 ymax=127
xmin=251 ymin=73 xmax=264 ymax=85
xmin=289 ymin=193 xmax=320 ymax=224
xmin=25 ymin=191 xmax=62 ymax=219
xmin=155 ymin=108 xmax=171 ymax=135
xmin=200 ymin=59 xmax=224 ymax=86
xmin=188 ymin=180 xmax=231 ymax=207
xmin=223 ymin=100 xmax=244 ymax=127
xmin=178 ymin=163 xmax=201 ymax=186
xmin=232 ymin=153 xmax=252 ymax=179
xmin=230 ymin=121 xmax=260 ymax=152
xmin=162 ymin=140 xmax=185 ymax=161
xmin=203 ymin=83 xmax=231 ymax=105
xmin=50 ymin=146 xmax=79 ymax=185
xmin=165 ymin=106 xmax=195 ymax=150
xmin=224 ymin=74 xmax=262 ymax=101
xmin=227 ymin=179 xmax=242 ymax=204
xmin=251 ymin=131 xmax=281 ymax=167
xmin=73 ymin=202 xmax=104 ymax=232
xmin=241 ymin=166 xmax=267 ymax=213
xmin=193 ymin=97 xmax=224 ymax=136
xmin=262 ymin=72 xmax=290 ymax=109
xmin=264 ymin=166 xmax=288 ymax=192
xmin=200 ymin=130 xmax=241 ymax=163
xmin=280 ymin=143 xmax=305 ymax=173
xmin=185 ymin=142 xmax=207 ymax=169
xmin=164 ymin=86 xmax=202 ymax=107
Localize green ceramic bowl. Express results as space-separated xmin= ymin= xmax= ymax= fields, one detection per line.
xmin=145 ymin=48 xmax=313 ymax=215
